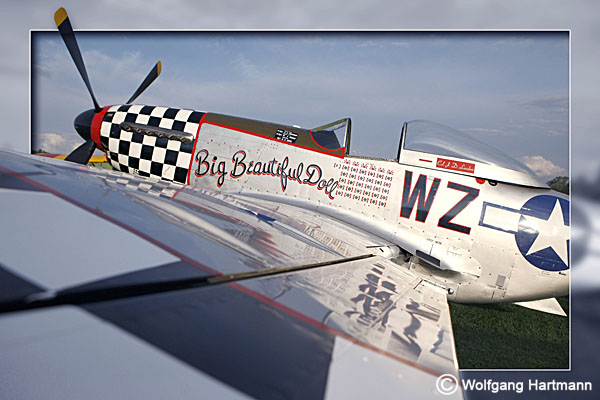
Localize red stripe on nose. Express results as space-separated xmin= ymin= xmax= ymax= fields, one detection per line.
xmin=91 ymin=106 xmax=110 ymax=152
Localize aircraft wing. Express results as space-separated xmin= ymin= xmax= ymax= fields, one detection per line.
xmin=0 ymin=150 xmax=462 ymax=399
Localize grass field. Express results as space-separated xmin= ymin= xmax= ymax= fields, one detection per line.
xmin=449 ymin=296 xmax=569 ymax=369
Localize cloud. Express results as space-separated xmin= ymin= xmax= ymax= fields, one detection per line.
xmin=461 ymin=127 xmax=518 ymax=136
xmin=545 ymin=129 xmax=566 ymax=137
xmin=526 ymin=117 xmax=568 ymax=136
xmin=232 ymin=54 xmax=261 ymax=79
xmin=358 ymin=40 xmax=378 ymax=48
xmin=35 ymin=133 xmax=80 ymax=154
xmin=493 ymin=37 xmax=534 ymax=47
xmin=358 ymin=40 xmax=409 ymax=48
xmin=300 ymin=37 xmax=338 ymax=46
xmin=520 ymin=95 xmax=568 ymax=114
xmin=519 ymin=155 xmax=566 ymax=178
xmin=33 ymin=63 xmax=53 ymax=79
xmin=529 ymin=118 xmax=565 ymax=124
xmin=84 ymin=49 xmax=143 ymax=76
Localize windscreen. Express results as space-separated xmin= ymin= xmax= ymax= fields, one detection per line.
xmin=311 ymin=118 xmax=349 ymax=151
xmin=403 ymin=120 xmax=534 ymax=174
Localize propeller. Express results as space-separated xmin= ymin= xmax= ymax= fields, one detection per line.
xmin=126 ymin=61 xmax=161 ymax=104
xmin=54 ymin=8 xmax=161 ymax=164
xmin=54 ymin=8 xmax=101 ymax=112
xmin=65 ymin=139 xmax=97 ymax=164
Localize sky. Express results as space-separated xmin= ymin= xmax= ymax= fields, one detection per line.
xmin=1 ymin=0 xmax=599 ymax=181
xmin=30 ymin=31 xmax=568 ymax=178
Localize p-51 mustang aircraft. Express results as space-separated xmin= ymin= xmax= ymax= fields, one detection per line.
xmin=0 ymin=8 xmax=568 ymax=399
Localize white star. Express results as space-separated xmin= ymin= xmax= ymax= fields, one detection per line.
xmin=524 ymin=199 xmax=569 ymax=265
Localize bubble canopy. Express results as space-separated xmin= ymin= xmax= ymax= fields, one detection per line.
xmin=403 ymin=120 xmax=535 ymax=175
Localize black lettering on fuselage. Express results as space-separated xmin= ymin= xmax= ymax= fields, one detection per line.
xmin=194 ymin=149 xmax=210 ymax=177
xmin=400 ymin=171 xmax=441 ymax=222
xmin=438 ymin=182 xmax=479 ymax=234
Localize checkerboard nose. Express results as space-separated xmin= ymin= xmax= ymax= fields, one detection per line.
xmin=74 ymin=109 xmax=96 ymax=141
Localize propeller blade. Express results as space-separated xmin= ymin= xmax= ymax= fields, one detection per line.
xmin=65 ymin=139 xmax=97 ymax=165
xmin=126 ymin=61 xmax=162 ymax=104
xmin=54 ymin=8 xmax=101 ymax=112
